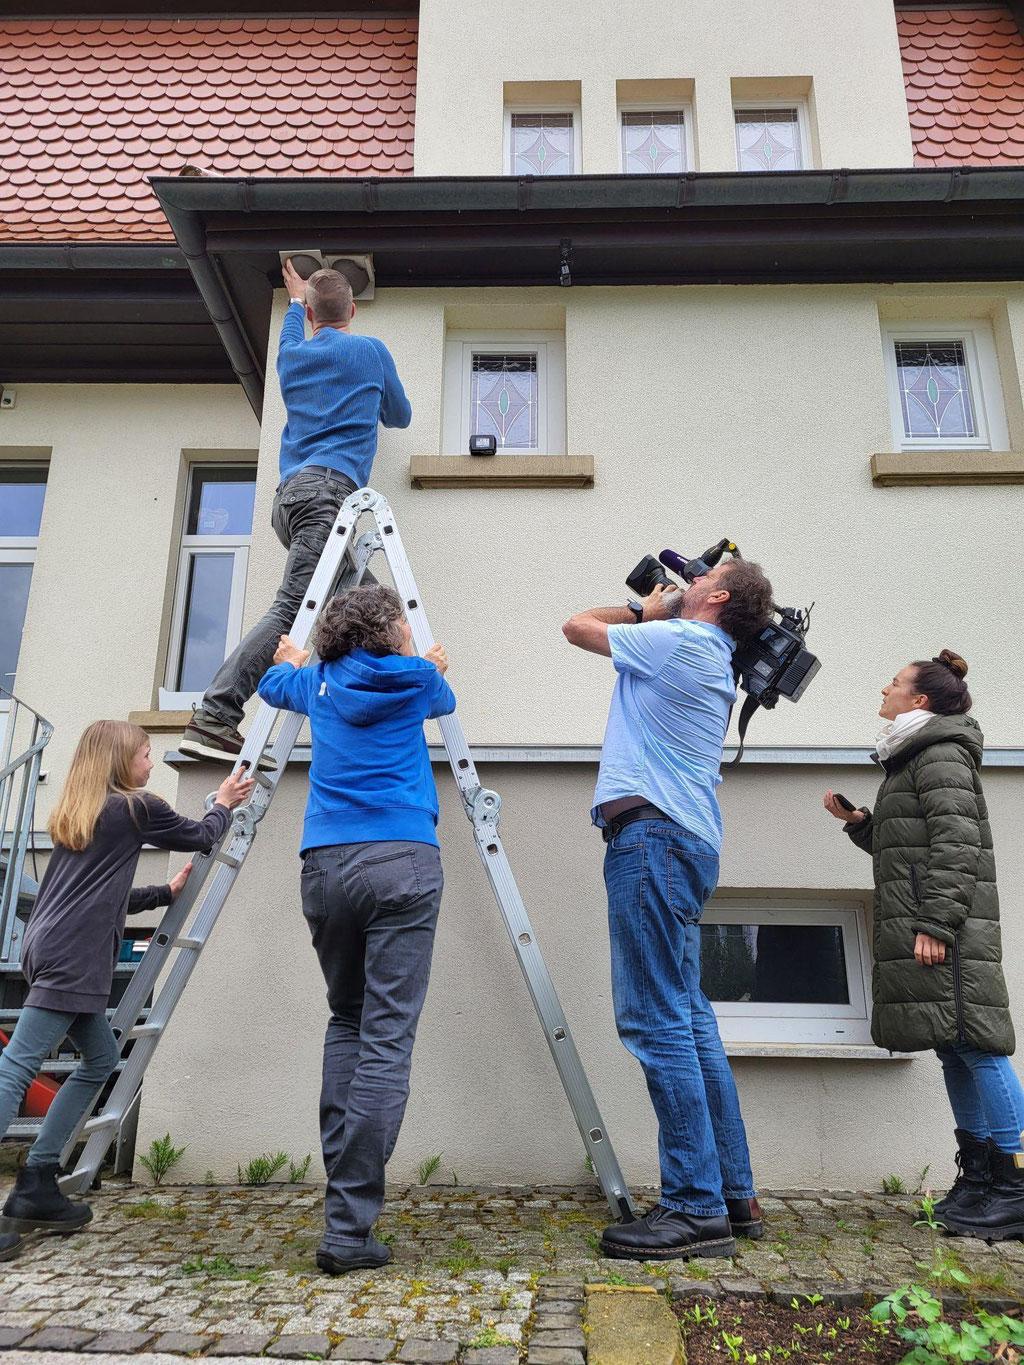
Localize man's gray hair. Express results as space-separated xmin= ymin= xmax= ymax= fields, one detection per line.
xmin=306 ymin=268 xmax=354 ymax=324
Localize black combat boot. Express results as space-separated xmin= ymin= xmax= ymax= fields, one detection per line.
xmin=0 ymin=1163 xmax=92 ymax=1233
xmin=0 ymin=1228 xmax=23 ymax=1261
xmin=600 ymin=1204 xmax=736 ymax=1260
xmin=942 ymin=1140 xmax=1024 ymax=1243
xmin=726 ymin=1196 xmax=765 ymax=1240
xmin=934 ymin=1130 xmax=990 ymax=1221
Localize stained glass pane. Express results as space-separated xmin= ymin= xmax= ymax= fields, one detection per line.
xmin=470 ymin=354 xmax=538 ymax=449
xmin=0 ymin=466 xmax=47 ymax=538
xmin=894 ymin=340 xmax=977 ymax=441
xmin=176 ymin=552 xmax=235 ymax=691
xmin=734 ymin=107 xmax=803 ymax=171
xmin=700 ymin=923 xmax=850 ymax=1005
xmin=621 ymin=110 xmax=687 ymax=174
xmin=186 ymin=465 xmax=257 ymax=537
xmin=510 ymin=113 xmax=574 ymax=175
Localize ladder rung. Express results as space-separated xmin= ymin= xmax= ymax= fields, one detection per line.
xmin=173 ymin=936 xmax=203 ymax=950
xmin=251 ymin=769 xmax=274 ymax=788
xmin=124 ymin=1023 xmax=161 ymax=1040
xmin=215 ymin=850 xmax=241 ymax=869
xmin=81 ymin=1113 xmax=118 ymax=1135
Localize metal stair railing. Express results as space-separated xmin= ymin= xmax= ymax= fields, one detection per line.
xmin=0 ymin=686 xmax=52 ymax=965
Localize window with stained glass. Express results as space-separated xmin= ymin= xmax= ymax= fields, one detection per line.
xmin=734 ymin=106 xmax=804 ymax=171
xmin=509 ymin=113 xmax=575 ymax=175
xmin=471 ymin=354 xmax=539 ymax=450
xmin=893 ymin=340 xmax=977 ymax=442
xmin=620 ymin=110 xmax=687 ymax=174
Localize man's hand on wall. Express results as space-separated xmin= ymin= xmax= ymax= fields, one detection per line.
xmin=282 ymin=257 xmax=307 ymax=302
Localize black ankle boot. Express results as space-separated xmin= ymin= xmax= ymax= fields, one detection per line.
xmin=0 ymin=1228 xmax=23 ymax=1262
xmin=0 ymin=1163 xmax=92 ymax=1234
xmin=726 ymin=1196 xmax=764 ymax=1240
xmin=934 ymin=1130 xmax=990 ymax=1220
xmin=600 ymin=1204 xmax=736 ymax=1260
xmin=942 ymin=1140 xmax=1024 ymax=1243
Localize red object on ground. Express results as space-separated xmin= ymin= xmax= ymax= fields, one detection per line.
xmin=0 ymin=16 xmax=418 ymax=242
xmin=898 ymin=7 xmax=1024 ymax=167
xmin=0 ymin=1027 xmax=60 ymax=1117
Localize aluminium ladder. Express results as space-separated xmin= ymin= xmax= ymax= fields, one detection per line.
xmin=59 ymin=488 xmax=634 ymax=1222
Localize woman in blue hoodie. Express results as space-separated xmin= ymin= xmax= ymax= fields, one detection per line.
xmin=258 ymin=584 xmax=455 ymax=1275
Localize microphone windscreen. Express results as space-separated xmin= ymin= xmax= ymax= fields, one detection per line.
xmin=659 ymin=549 xmax=692 ymax=577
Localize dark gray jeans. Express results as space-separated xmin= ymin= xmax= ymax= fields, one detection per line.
xmin=198 ymin=466 xmax=357 ymax=731
xmin=300 ymin=840 xmax=443 ymax=1250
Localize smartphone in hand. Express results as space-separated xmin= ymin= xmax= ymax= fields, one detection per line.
xmin=832 ymin=793 xmax=856 ymax=812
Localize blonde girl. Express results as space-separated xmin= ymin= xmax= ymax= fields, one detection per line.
xmin=0 ymin=720 xmax=251 ymax=1261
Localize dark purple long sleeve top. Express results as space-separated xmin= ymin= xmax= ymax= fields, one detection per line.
xmin=21 ymin=793 xmax=231 ymax=1015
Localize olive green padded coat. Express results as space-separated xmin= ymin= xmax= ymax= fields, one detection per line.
xmin=847 ymin=714 xmax=1014 ymax=1056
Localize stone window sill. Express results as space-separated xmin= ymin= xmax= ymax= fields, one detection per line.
xmin=410 ymin=454 xmax=594 ymax=488
xmin=129 ymin=710 xmax=193 ymax=733
xmin=871 ymin=451 xmax=1024 ymax=486
xmin=725 ymin=1042 xmax=912 ymax=1060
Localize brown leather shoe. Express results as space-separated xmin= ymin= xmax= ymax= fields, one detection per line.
xmin=726 ymin=1196 xmax=764 ymax=1240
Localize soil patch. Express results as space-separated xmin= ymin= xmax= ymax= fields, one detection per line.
xmin=675 ymin=1296 xmax=908 ymax=1365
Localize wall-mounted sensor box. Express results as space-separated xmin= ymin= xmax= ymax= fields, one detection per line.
xmin=279 ymin=251 xmax=375 ymax=300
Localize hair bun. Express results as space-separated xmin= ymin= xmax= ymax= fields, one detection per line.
xmin=935 ymin=649 xmax=968 ymax=680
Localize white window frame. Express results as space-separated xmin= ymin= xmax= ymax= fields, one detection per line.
xmin=442 ymin=331 xmax=567 ymax=456
xmin=504 ymin=105 xmax=582 ymax=176
xmin=618 ymin=101 xmax=694 ymax=174
xmin=881 ymin=322 xmax=1008 ymax=452
xmin=0 ymin=465 xmax=47 ymax=713
xmin=702 ymin=897 xmax=873 ymax=1046
xmin=733 ymin=98 xmax=811 ymax=171
xmin=159 ymin=467 xmax=255 ymax=710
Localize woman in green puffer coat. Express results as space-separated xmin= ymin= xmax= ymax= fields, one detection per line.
xmin=823 ymin=650 xmax=1024 ymax=1244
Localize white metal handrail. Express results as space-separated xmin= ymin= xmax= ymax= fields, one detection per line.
xmin=0 ymin=686 xmax=52 ymax=963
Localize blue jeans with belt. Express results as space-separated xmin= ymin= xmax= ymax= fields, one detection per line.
xmin=936 ymin=1042 xmax=1024 ymax=1152
xmin=604 ymin=818 xmax=756 ymax=1217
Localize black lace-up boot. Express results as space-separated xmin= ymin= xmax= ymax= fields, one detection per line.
xmin=942 ymin=1141 xmax=1024 ymax=1243
xmin=0 ymin=1163 xmax=92 ymax=1233
xmin=934 ymin=1130 xmax=991 ymax=1221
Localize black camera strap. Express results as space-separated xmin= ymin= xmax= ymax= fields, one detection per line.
xmin=723 ymin=693 xmax=761 ymax=768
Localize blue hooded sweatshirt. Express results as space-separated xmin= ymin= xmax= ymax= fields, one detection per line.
xmin=257 ymin=650 xmax=456 ymax=852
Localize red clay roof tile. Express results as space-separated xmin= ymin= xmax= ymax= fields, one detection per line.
xmin=0 ymin=16 xmax=417 ymax=242
xmin=899 ymin=7 xmax=1024 ymax=165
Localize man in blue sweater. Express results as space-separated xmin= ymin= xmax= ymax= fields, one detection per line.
xmin=181 ymin=258 xmax=412 ymax=764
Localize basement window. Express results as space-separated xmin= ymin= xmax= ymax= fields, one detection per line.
xmin=159 ymin=464 xmax=257 ymax=710
xmin=881 ymin=323 xmax=1009 ymax=451
xmin=701 ymin=898 xmax=873 ymax=1046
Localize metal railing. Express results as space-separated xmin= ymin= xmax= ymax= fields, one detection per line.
xmin=0 ymin=686 xmax=52 ymax=964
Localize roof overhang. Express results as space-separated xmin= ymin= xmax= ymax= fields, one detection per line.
xmin=0 ymin=242 xmax=236 ymax=385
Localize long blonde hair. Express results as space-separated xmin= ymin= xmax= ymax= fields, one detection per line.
xmin=48 ymin=720 xmax=149 ymax=852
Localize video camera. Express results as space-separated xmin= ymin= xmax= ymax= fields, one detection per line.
xmin=626 ymin=541 xmax=820 ymax=758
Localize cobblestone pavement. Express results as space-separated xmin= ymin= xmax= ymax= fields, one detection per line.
xmin=1 ymin=1183 xmax=1022 ymax=1362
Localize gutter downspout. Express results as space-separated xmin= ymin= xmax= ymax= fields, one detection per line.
xmin=158 ymin=202 xmax=265 ymax=420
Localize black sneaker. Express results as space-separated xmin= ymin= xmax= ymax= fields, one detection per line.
xmin=0 ymin=1229 xmax=23 ymax=1261
xmin=600 ymin=1204 xmax=736 ymax=1260
xmin=180 ymin=716 xmax=276 ymax=771
xmin=316 ymin=1236 xmax=393 ymax=1274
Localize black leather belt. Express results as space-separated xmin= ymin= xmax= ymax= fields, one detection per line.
xmin=601 ymin=803 xmax=671 ymax=842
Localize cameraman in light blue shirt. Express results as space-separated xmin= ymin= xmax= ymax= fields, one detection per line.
xmin=563 ymin=558 xmax=774 ymax=1262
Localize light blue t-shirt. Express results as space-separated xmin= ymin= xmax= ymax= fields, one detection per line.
xmin=591 ymin=618 xmax=737 ymax=853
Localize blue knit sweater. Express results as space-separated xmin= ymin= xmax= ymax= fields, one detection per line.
xmin=277 ymin=301 xmax=412 ymax=486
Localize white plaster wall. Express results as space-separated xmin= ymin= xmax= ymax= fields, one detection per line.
xmin=137 ymin=761 xmax=1024 ymax=1193
xmin=4 ymin=385 xmax=258 ymax=815
xmin=243 ymin=285 xmax=1024 ymax=752
xmin=414 ymin=0 xmax=914 ymax=174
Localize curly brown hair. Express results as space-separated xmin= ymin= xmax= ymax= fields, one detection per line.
xmin=716 ymin=559 xmax=775 ymax=645
xmin=313 ymin=584 xmax=406 ymax=662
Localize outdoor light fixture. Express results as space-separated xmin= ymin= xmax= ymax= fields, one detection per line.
xmin=469 ymin=434 xmax=498 ymax=456
xmin=559 ymin=238 xmax=573 ymax=287
xmin=278 ymin=251 xmax=376 ymax=300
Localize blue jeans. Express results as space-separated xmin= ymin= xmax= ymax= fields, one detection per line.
xmin=300 ymin=840 xmax=442 ymax=1251
xmin=936 ymin=1042 xmax=1024 ymax=1152
xmin=604 ymin=819 xmax=755 ymax=1217
xmin=0 ymin=1007 xmax=120 ymax=1167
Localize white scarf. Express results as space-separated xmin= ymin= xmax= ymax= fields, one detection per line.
xmin=875 ymin=708 xmax=936 ymax=762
